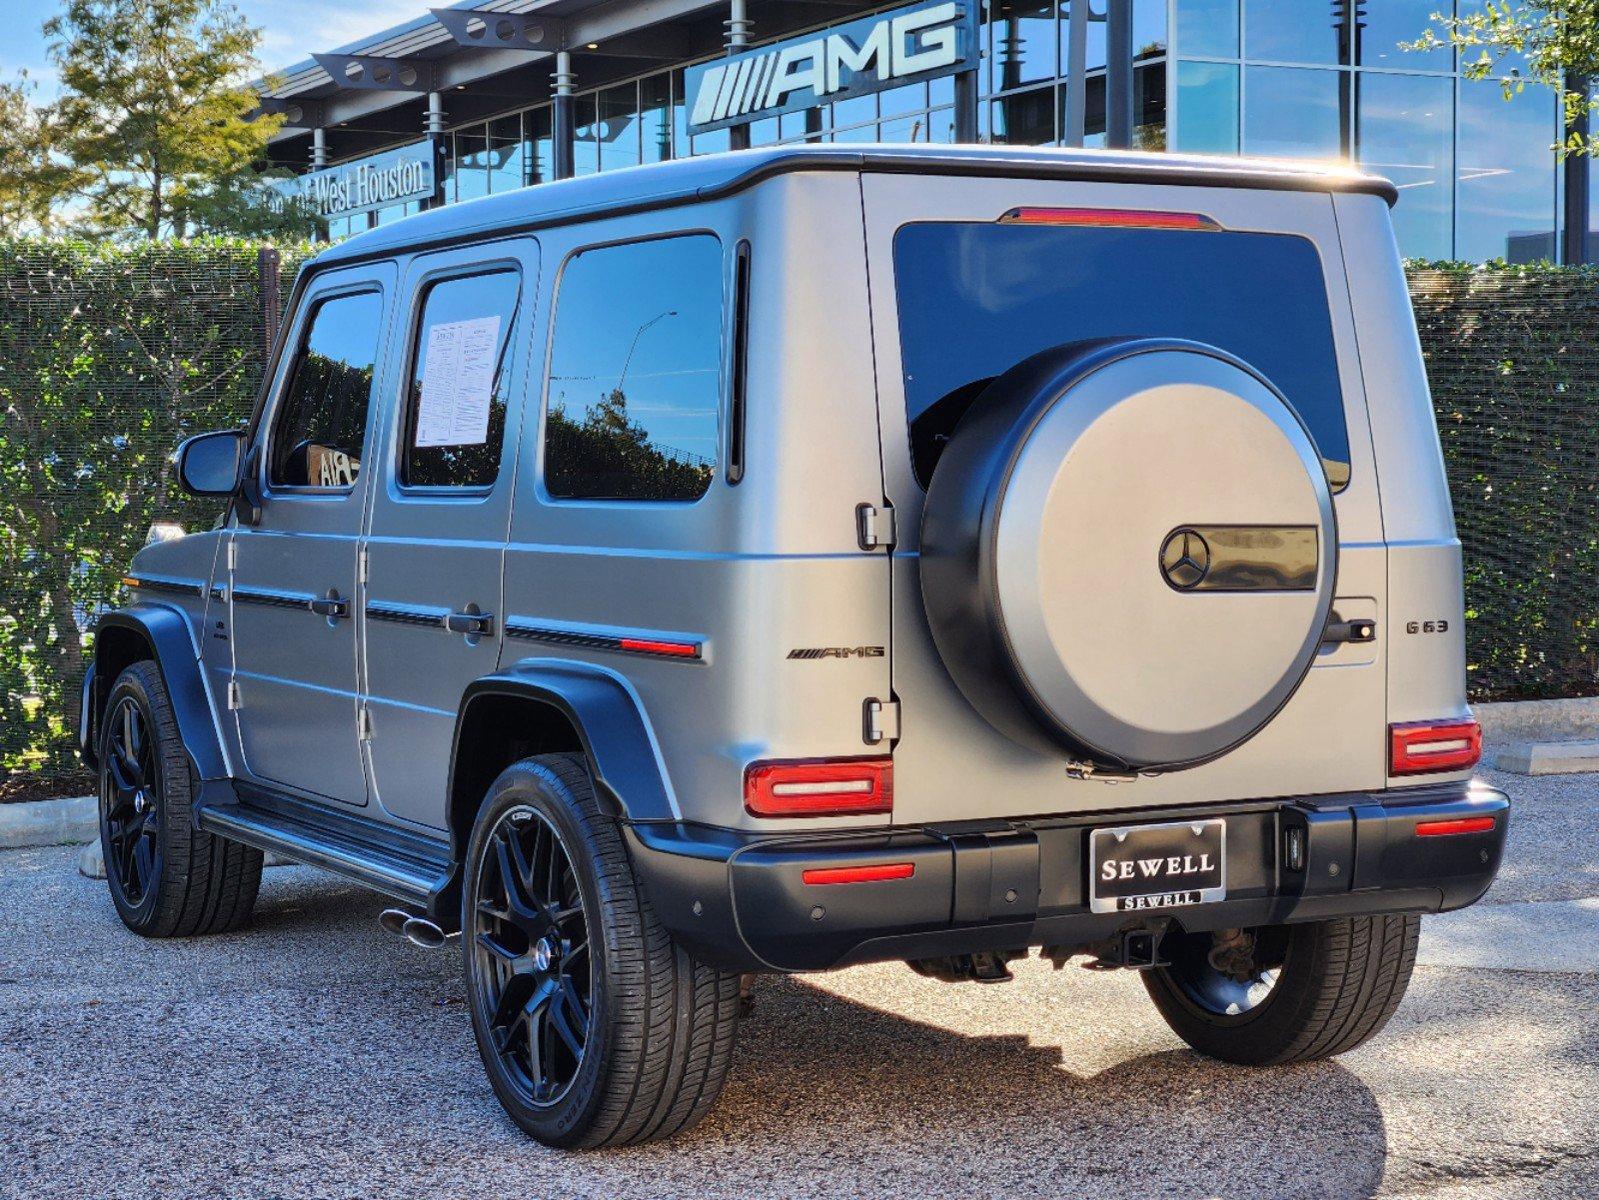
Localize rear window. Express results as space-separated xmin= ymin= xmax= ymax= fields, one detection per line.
xmin=892 ymin=222 xmax=1351 ymax=490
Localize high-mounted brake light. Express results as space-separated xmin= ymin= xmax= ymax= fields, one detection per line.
xmin=1415 ymin=815 xmax=1497 ymax=837
xmin=744 ymin=758 xmax=893 ymax=818
xmin=998 ymin=206 xmax=1223 ymax=232
xmin=802 ymin=863 xmax=914 ymax=885
xmin=1390 ymin=719 xmax=1482 ymax=775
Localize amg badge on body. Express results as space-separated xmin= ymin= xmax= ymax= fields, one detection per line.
xmin=787 ymin=646 xmax=886 ymax=660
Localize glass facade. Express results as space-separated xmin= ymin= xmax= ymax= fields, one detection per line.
xmin=325 ymin=1 xmax=1572 ymax=262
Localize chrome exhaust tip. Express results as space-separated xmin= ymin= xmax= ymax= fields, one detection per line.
xmin=401 ymin=916 xmax=454 ymax=950
xmin=378 ymin=907 xmax=412 ymax=936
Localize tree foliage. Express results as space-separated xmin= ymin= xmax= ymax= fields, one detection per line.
xmin=1410 ymin=0 xmax=1599 ymax=155
xmin=44 ymin=0 xmax=314 ymax=239
xmin=0 ymin=73 xmax=77 ymax=237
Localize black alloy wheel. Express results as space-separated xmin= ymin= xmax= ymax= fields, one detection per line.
xmin=471 ymin=805 xmax=593 ymax=1109
xmin=102 ymin=692 xmax=163 ymax=911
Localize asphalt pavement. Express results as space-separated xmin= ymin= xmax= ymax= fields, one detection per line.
xmin=1 ymin=764 xmax=1595 ymax=1200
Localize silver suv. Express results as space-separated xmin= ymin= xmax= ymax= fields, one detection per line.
xmin=84 ymin=145 xmax=1508 ymax=1148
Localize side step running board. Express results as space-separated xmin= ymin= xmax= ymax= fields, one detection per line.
xmin=197 ymin=793 xmax=450 ymax=907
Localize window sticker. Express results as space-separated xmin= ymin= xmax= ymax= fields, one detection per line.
xmin=414 ymin=314 xmax=502 ymax=448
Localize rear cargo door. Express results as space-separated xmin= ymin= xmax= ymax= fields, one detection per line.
xmin=861 ymin=173 xmax=1389 ymax=824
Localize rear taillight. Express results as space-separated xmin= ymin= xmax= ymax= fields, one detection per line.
xmin=998 ymin=206 xmax=1222 ymax=232
xmin=1415 ymin=815 xmax=1497 ymax=837
xmin=744 ymin=758 xmax=893 ymax=818
xmin=1389 ymin=719 xmax=1482 ymax=775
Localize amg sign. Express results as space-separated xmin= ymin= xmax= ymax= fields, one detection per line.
xmin=292 ymin=143 xmax=436 ymax=219
xmin=685 ymin=1 xmax=977 ymax=135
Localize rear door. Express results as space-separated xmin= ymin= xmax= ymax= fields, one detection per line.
xmin=861 ymin=174 xmax=1387 ymax=824
xmin=359 ymin=240 xmax=536 ymax=831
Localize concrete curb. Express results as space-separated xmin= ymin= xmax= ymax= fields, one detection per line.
xmin=1474 ymin=696 xmax=1599 ymax=745
xmin=0 ymin=796 xmax=97 ymax=850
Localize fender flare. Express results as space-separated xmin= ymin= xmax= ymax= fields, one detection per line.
xmin=84 ymin=605 xmax=230 ymax=785
xmin=449 ymin=660 xmax=678 ymax=830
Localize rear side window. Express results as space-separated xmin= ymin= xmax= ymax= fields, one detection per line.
xmin=401 ymin=270 xmax=521 ymax=489
xmin=269 ymin=291 xmax=385 ymax=489
xmin=543 ymin=235 xmax=722 ymax=502
xmin=892 ymin=223 xmax=1351 ymax=490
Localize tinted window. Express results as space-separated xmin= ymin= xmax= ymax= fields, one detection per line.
xmin=544 ymin=236 xmax=722 ymax=502
xmin=401 ymin=270 xmax=520 ymax=489
xmin=893 ymin=222 xmax=1350 ymax=489
xmin=269 ymin=291 xmax=384 ymax=489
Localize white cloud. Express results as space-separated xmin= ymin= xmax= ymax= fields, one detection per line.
xmin=250 ymin=0 xmax=434 ymax=67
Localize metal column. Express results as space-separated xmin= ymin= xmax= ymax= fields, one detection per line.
xmin=552 ymin=50 xmax=576 ymax=180
xmin=425 ymin=91 xmax=447 ymax=209
xmin=726 ymin=0 xmax=752 ymax=151
xmin=1105 ymin=0 xmax=1134 ymax=149
xmin=1563 ymin=72 xmax=1591 ymax=264
xmin=310 ymin=127 xmax=328 ymax=168
xmin=1063 ymin=0 xmax=1088 ymax=146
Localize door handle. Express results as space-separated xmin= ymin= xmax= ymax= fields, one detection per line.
xmin=443 ymin=610 xmax=494 ymax=637
xmin=309 ymin=592 xmax=350 ymax=619
xmin=1322 ymin=617 xmax=1375 ymax=644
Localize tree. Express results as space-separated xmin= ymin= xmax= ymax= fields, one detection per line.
xmin=44 ymin=0 xmax=301 ymax=239
xmin=0 ymin=73 xmax=77 ymax=236
xmin=1410 ymin=1 xmax=1599 ymax=156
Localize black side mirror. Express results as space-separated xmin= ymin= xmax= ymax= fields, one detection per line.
xmin=175 ymin=429 xmax=245 ymax=497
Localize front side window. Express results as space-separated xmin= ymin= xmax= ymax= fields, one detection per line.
xmin=892 ymin=221 xmax=1351 ymax=490
xmin=544 ymin=235 xmax=722 ymax=502
xmin=401 ymin=270 xmax=521 ymax=489
xmin=268 ymin=290 xmax=384 ymax=489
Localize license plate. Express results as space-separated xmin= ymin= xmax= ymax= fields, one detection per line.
xmin=1089 ymin=818 xmax=1226 ymax=914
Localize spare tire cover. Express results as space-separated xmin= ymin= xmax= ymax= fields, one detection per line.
xmin=919 ymin=338 xmax=1337 ymax=772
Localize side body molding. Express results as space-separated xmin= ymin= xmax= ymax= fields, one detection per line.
xmin=82 ymin=606 xmax=230 ymax=789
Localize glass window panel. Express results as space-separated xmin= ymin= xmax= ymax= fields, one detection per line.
xmin=545 ymin=236 xmax=723 ymax=502
xmin=453 ymin=126 xmax=491 ymax=202
xmin=488 ymin=115 xmax=524 ymax=193
xmin=1134 ymin=0 xmax=1168 ymax=59
xmin=525 ymin=106 xmax=554 ymax=185
xmin=927 ymin=106 xmax=958 ymax=143
xmin=269 ymin=292 xmax=384 ymax=489
xmin=1457 ymin=80 xmax=1558 ymax=263
xmin=402 ymin=271 xmax=520 ymax=488
xmin=1357 ymin=72 xmax=1453 ymax=259
xmin=991 ymin=0 xmax=1057 ymax=91
xmin=1243 ymin=66 xmax=1346 ymax=159
xmin=748 ymin=115 xmax=781 ymax=146
xmin=880 ymin=82 xmax=930 ymax=118
xmin=690 ymin=126 xmax=730 ymax=156
xmin=598 ymin=84 xmax=640 ymax=172
xmin=1456 ymin=1 xmax=1529 ymax=76
xmin=831 ymin=121 xmax=879 ymax=144
xmin=572 ymin=95 xmax=600 ymax=176
xmin=1174 ymin=0 xmax=1237 ymax=59
xmin=1244 ymin=0 xmax=1344 ymax=65
xmin=930 ymin=74 xmax=956 ymax=108
xmin=831 ymin=92 xmax=878 ymax=132
xmin=1359 ymin=0 xmax=1451 ymax=71
xmin=880 ymin=113 xmax=933 ymax=143
xmin=641 ymin=74 xmax=674 ymax=163
xmin=991 ymin=84 xmax=1057 ymax=144
xmin=892 ymin=223 xmax=1350 ymax=488
xmin=1135 ymin=59 xmax=1168 ymax=150
xmin=1173 ymin=61 xmax=1238 ymax=152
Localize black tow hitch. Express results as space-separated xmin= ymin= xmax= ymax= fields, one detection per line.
xmin=1080 ymin=927 xmax=1170 ymax=972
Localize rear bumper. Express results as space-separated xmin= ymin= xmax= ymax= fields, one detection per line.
xmin=625 ymin=779 xmax=1509 ymax=973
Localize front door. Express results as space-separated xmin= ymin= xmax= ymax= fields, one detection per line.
xmin=360 ymin=241 xmax=536 ymax=830
xmin=228 ymin=266 xmax=395 ymax=805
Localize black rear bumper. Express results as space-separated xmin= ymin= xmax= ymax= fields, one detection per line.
xmin=624 ymin=779 xmax=1509 ymax=974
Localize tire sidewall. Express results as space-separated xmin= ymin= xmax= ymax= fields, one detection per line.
xmin=98 ymin=664 xmax=179 ymax=931
xmin=461 ymin=761 xmax=614 ymax=1146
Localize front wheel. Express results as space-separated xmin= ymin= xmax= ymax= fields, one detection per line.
xmin=462 ymin=754 xmax=741 ymax=1148
xmin=1143 ymin=915 xmax=1420 ymax=1065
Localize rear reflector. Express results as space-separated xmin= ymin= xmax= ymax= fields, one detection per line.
xmin=618 ymin=636 xmax=699 ymax=658
xmin=744 ymin=758 xmax=893 ymax=818
xmin=998 ymin=206 xmax=1223 ymax=232
xmin=1390 ymin=719 xmax=1482 ymax=775
xmin=1415 ymin=815 xmax=1497 ymax=838
xmin=802 ymin=863 xmax=914 ymax=885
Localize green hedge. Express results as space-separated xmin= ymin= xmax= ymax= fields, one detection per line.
xmin=0 ymin=242 xmax=1593 ymax=799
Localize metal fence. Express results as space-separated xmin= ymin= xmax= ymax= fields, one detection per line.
xmin=0 ymin=246 xmax=1594 ymax=801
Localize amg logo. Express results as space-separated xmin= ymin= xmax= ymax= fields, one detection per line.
xmin=787 ymin=646 xmax=886 ymax=660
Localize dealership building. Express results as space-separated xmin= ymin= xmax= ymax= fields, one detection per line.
xmin=260 ymin=0 xmax=1591 ymax=264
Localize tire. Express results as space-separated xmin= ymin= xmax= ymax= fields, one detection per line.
xmin=97 ymin=661 xmax=262 ymax=938
xmin=1142 ymin=915 xmax=1419 ymax=1065
xmin=462 ymin=753 xmax=741 ymax=1148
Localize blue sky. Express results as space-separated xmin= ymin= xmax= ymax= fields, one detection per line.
xmin=1 ymin=0 xmax=426 ymax=92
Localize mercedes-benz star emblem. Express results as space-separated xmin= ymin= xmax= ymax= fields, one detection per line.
xmin=1160 ymin=528 xmax=1212 ymax=590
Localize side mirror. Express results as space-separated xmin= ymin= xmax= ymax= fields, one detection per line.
xmin=176 ymin=429 xmax=246 ymax=497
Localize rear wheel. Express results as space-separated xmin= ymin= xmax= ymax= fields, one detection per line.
xmin=97 ymin=661 xmax=262 ymax=937
xmin=1143 ymin=916 xmax=1419 ymax=1065
xmin=462 ymin=754 xmax=741 ymax=1148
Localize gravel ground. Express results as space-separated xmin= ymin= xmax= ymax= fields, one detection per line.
xmin=0 ymin=764 xmax=1594 ymax=1200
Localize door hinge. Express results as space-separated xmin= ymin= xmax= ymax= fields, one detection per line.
xmin=359 ymin=706 xmax=374 ymax=742
xmin=226 ymin=680 xmax=242 ymax=711
xmin=357 ymin=547 xmax=370 ymax=586
xmin=226 ymin=539 xmax=238 ymax=571
xmin=855 ymin=502 xmax=896 ymax=551
xmin=863 ymin=697 xmax=901 ymax=745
